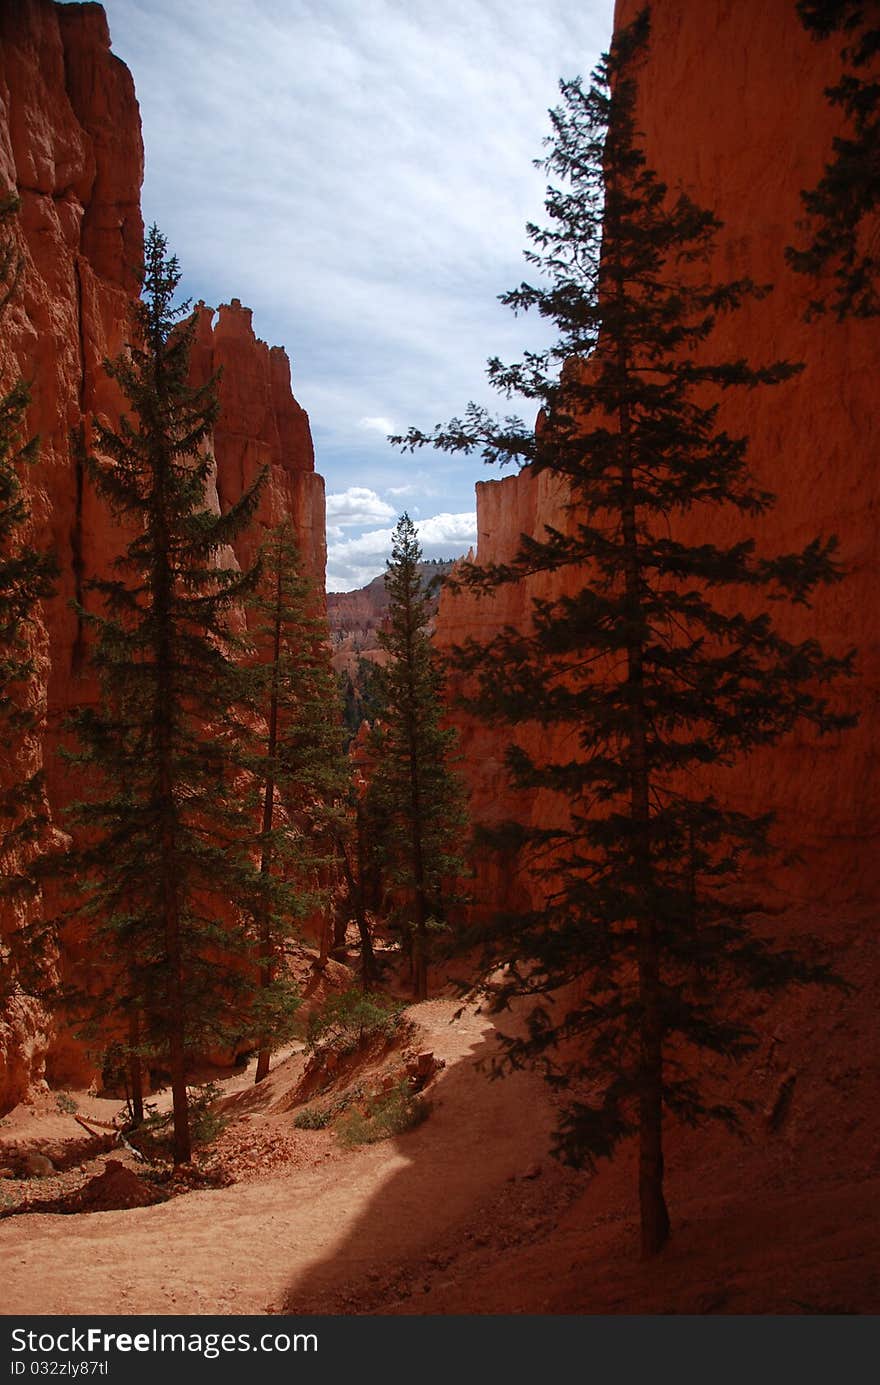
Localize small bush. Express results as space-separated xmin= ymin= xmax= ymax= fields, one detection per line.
xmin=336 ymin=1080 xmax=428 ymax=1148
xmin=188 ymin=1082 xmax=226 ymax=1147
xmin=292 ymin=1104 xmax=332 ymax=1130
xmin=306 ymin=989 xmax=402 ymax=1056
xmin=54 ymin=1092 xmax=78 ymax=1115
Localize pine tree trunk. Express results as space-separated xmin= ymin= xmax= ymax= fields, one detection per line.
xmin=357 ymin=914 xmax=378 ymax=985
xmin=353 ymin=808 xmax=376 ymax=986
xmin=354 ymin=803 xmax=378 ymax=982
xmin=403 ymin=574 xmax=429 ymax=1002
xmin=254 ymin=777 xmax=276 ymax=1084
xmin=166 ymin=926 xmax=190 ymax=1166
xmin=332 ymin=912 xmax=348 ymax=953
xmin=340 ymin=825 xmax=379 ymax=985
xmin=410 ymin=805 xmax=429 ymax=1001
xmin=164 ymin=856 xmax=190 ymax=1164
xmin=255 ymin=555 xmax=283 ymax=1085
xmin=637 ymin=933 xmax=669 ymax=1257
xmin=688 ymin=821 xmax=706 ymax=995
xmin=413 ymin=931 xmax=428 ymax=1003
xmin=155 ymin=467 xmax=191 ymax=1167
xmin=618 ymin=363 xmax=670 ymax=1257
xmin=127 ymin=1006 xmax=144 ymax=1127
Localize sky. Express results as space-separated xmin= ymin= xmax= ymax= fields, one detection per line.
xmin=100 ymin=0 xmax=615 ymax=590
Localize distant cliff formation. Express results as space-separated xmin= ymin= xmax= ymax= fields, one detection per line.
xmin=328 ymin=560 xmax=454 ymax=678
xmin=436 ymin=0 xmax=879 ymax=913
xmin=0 ymin=1 xmax=324 ymax=1107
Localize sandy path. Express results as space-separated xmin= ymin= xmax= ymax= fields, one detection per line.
xmin=1 ymin=1001 xmax=560 ymax=1316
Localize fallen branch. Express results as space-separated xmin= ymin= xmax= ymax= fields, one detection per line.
xmin=73 ymin=1113 xmax=116 ymax=1139
xmin=118 ymin=1133 xmax=146 ymax=1163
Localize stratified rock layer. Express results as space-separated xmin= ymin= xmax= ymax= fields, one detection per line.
xmin=436 ymin=0 xmax=879 ymax=912
xmin=0 ymin=1 xmax=324 ymax=1104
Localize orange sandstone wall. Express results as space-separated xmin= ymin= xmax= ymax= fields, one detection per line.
xmin=190 ymin=298 xmax=325 ymax=586
xmin=0 ymin=1 xmax=325 ymax=1103
xmin=436 ymin=0 xmax=879 ymax=911
xmin=0 ymin=0 xmax=143 ymax=1106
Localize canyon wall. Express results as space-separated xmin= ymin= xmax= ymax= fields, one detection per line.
xmin=436 ymin=0 xmax=879 ymax=913
xmin=327 ymin=561 xmax=454 ymax=679
xmin=190 ymin=298 xmax=325 ymax=583
xmin=0 ymin=1 xmax=323 ymax=1105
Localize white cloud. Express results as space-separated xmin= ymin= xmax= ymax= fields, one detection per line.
xmin=414 ymin=512 xmax=478 ymax=547
xmin=326 ymin=511 xmax=476 ymax=591
xmin=325 ymin=486 xmax=395 ymax=527
xmin=102 ymin=0 xmax=614 ymax=528
xmin=358 ymin=416 xmax=395 ymax=435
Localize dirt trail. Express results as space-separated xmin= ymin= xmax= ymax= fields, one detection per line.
xmin=3 ymin=909 xmax=878 ymax=1318
xmin=1 ymin=1000 xmax=572 ymax=1316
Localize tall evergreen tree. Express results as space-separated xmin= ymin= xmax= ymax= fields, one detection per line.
xmin=240 ymin=521 xmax=347 ymax=1082
xmin=63 ymin=225 xmax=265 ymax=1163
xmin=328 ymin=712 xmax=387 ymax=984
xmin=395 ymin=14 xmax=854 ymax=1255
xmin=0 ymin=192 xmax=57 ymax=1011
xmin=331 ymin=777 xmax=381 ymax=985
xmin=367 ymin=514 xmax=467 ymax=1000
xmin=786 ymin=1 xmax=880 ymax=317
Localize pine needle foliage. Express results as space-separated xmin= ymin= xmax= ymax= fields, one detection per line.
xmin=367 ymin=514 xmax=468 ymax=1000
xmin=787 ymin=1 xmax=880 ymax=318
xmin=393 ymin=13 xmax=855 ymax=1256
xmin=327 ymin=768 xmax=383 ymax=986
xmin=0 ymin=192 xmax=57 ymax=1008
xmin=238 ymin=520 xmax=347 ymax=1082
xmin=61 ymin=225 xmax=266 ymax=1163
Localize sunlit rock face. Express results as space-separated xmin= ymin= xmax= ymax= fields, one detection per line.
xmin=436 ymin=0 xmax=879 ymax=914
xmin=0 ymin=0 xmax=142 ymax=1103
xmin=190 ymin=299 xmax=325 ymax=586
xmin=0 ymin=2 xmax=325 ymax=1103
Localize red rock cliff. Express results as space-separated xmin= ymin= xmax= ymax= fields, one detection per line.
xmin=436 ymin=0 xmax=879 ymax=911
xmin=0 ymin=0 xmax=144 ymax=1106
xmin=190 ymin=298 xmax=325 ymax=583
xmin=0 ymin=1 xmax=325 ymax=1104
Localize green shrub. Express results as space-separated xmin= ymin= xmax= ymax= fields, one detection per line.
xmin=292 ymin=1104 xmax=332 ymax=1130
xmin=306 ymin=989 xmax=402 ymax=1056
xmin=336 ymin=1080 xmax=428 ymax=1148
xmin=188 ymin=1082 xmax=226 ymax=1147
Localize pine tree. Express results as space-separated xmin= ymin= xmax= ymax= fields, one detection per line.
xmin=339 ymin=654 xmax=383 ymax=746
xmin=367 ymin=514 xmax=467 ymax=1000
xmin=395 ymin=14 xmax=854 ymax=1255
xmin=333 ymin=781 xmax=380 ymax=985
xmin=240 ymin=521 xmax=347 ymax=1082
xmin=0 ymin=191 xmax=57 ymax=1012
xmin=786 ymin=1 xmax=880 ymax=317
xmin=63 ymin=225 xmax=265 ymax=1163
xmin=329 ymin=717 xmax=386 ymax=985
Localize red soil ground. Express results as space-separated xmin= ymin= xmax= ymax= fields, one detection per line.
xmin=1 ymin=901 xmax=877 ymax=1317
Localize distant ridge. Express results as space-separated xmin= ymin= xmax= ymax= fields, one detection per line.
xmin=327 ymin=560 xmax=456 ymax=676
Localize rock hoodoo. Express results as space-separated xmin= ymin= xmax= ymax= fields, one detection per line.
xmin=190 ymin=299 xmax=325 ymax=582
